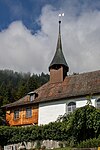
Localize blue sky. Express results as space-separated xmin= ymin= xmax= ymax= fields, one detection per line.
xmin=1 ymin=0 xmax=100 ymax=31
xmin=0 ymin=0 xmax=100 ymax=74
xmin=0 ymin=0 xmax=61 ymax=31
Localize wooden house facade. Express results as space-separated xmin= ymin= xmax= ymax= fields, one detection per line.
xmin=5 ymin=97 xmax=38 ymax=126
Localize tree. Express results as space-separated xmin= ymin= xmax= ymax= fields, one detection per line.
xmin=61 ymin=105 xmax=100 ymax=142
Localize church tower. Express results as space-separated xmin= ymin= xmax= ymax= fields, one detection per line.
xmin=49 ymin=20 xmax=69 ymax=83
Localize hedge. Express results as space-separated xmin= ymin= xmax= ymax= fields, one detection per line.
xmin=0 ymin=105 xmax=100 ymax=147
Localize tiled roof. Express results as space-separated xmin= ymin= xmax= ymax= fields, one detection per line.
xmin=3 ymin=70 xmax=100 ymax=108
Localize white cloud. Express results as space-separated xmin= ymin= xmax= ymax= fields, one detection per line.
xmin=0 ymin=4 xmax=100 ymax=74
xmin=0 ymin=21 xmax=51 ymax=74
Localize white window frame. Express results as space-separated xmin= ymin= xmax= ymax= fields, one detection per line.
xmin=67 ymin=102 xmax=76 ymax=114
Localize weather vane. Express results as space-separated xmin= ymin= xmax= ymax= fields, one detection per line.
xmin=58 ymin=13 xmax=64 ymax=23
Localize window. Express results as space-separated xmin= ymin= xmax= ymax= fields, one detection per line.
xmin=26 ymin=107 xmax=32 ymax=118
xmin=30 ymin=94 xmax=35 ymax=101
xmin=14 ymin=110 xmax=19 ymax=119
xmin=97 ymin=98 xmax=100 ymax=108
xmin=67 ymin=102 xmax=76 ymax=114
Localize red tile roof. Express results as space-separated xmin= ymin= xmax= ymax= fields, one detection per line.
xmin=3 ymin=70 xmax=100 ymax=108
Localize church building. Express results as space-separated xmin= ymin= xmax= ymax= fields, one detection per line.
xmin=2 ymin=20 xmax=100 ymax=126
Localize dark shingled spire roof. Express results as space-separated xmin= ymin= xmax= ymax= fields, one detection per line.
xmin=49 ymin=21 xmax=69 ymax=71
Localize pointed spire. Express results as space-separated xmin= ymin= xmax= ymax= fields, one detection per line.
xmin=49 ymin=20 xmax=69 ymax=72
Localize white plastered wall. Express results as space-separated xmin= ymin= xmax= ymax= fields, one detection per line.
xmin=38 ymin=100 xmax=66 ymax=125
xmin=76 ymin=98 xmax=95 ymax=108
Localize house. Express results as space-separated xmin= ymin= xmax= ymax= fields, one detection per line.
xmin=2 ymin=20 xmax=100 ymax=126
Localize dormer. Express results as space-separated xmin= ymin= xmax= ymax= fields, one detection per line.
xmin=28 ymin=91 xmax=38 ymax=102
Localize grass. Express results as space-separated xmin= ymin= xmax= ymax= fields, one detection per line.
xmin=48 ymin=147 xmax=72 ymax=150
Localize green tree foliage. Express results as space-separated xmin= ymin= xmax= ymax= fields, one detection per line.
xmin=58 ymin=105 xmax=100 ymax=143
xmin=0 ymin=105 xmax=100 ymax=146
xmin=74 ymin=105 xmax=100 ymax=141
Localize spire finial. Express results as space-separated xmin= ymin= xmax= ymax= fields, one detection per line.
xmin=58 ymin=13 xmax=64 ymax=33
xmin=59 ymin=13 xmax=64 ymax=22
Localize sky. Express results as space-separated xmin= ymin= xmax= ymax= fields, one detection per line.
xmin=0 ymin=0 xmax=100 ymax=75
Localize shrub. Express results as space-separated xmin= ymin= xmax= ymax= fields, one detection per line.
xmin=77 ymin=138 xmax=100 ymax=148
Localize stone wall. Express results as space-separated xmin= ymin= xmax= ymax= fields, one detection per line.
xmin=4 ymin=140 xmax=60 ymax=150
xmin=4 ymin=142 xmax=99 ymax=150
